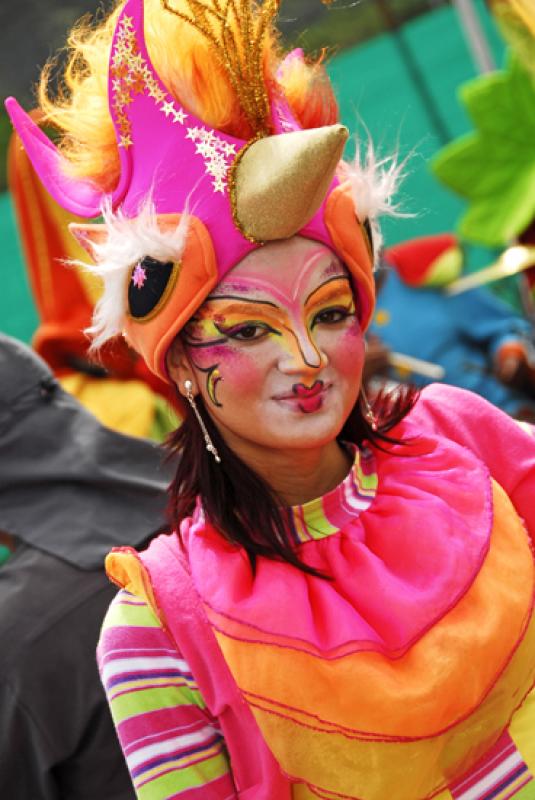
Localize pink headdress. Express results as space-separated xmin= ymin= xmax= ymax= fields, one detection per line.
xmin=6 ymin=0 xmax=380 ymax=380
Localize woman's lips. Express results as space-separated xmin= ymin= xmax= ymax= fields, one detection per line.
xmin=274 ymin=381 xmax=328 ymax=413
xmin=294 ymin=380 xmax=324 ymax=398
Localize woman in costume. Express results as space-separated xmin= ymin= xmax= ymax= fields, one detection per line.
xmin=6 ymin=1 xmax=535 ymax=798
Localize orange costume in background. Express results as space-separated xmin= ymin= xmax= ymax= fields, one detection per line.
xmin=7 ymin=122 xmax=178 ymax=438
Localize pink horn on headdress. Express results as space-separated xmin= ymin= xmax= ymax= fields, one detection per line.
xmin=4 ymin=97 xmax=131 ymax=218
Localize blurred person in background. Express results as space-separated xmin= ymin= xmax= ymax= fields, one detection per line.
xmin=0 ymin=333 xmax=172 ymax=800
xmin=368 ymin=234 xmax=535 ymax=421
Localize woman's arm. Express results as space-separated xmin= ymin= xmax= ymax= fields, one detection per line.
xmin=98 ymin=590 xmax=237 ymax=800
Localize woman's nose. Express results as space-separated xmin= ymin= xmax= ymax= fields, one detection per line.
xmin=277 ymin=327 xmax=328 ymax=374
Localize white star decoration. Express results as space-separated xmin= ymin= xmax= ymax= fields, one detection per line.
xmin=173 ymin=108 xmax=187 ymax=124
xmin=212 ymin=177 xmax=226 ymax=193
xmin=161 ymin=101 xmax=175 ymax=117
xmin=185 ymin=126 xmax=237 ymax=194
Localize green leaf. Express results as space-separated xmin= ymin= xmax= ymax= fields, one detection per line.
xmin=431 ymin=53 xmax=535 ymax=245
xmin=459 ymin=163 xmax=535 ymax=246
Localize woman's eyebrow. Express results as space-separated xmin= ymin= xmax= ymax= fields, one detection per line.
xmin=305 ymin=276 xmax=353 ymax=306
xmin=204 ymin=295 xmax=281 ymax=313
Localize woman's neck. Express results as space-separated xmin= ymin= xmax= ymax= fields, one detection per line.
xmin=224 ymin=437 xmax=353 ymax=507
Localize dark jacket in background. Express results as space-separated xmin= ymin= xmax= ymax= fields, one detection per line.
xmin=0 ymin=334 xmax=174 ymax=799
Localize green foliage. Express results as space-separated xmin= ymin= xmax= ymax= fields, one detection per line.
xmin=432 ymin=53 xmax=535 ymax=247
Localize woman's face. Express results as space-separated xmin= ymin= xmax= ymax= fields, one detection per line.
xmin=169 ymin=236 xmax=365 ymax=453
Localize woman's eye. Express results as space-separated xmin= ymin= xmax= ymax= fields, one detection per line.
xmin=313 ymin=307 xmax=351 ymax=326
xmin=227 ymin=324 xmax=270 ymax=341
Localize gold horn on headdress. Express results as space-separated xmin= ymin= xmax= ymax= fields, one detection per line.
xmin=230 ymin=124 xmax=349 ymax=243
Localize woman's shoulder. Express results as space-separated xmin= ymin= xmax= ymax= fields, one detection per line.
xmin=401 ymin=383 xmax=533 ymax=443
xmin=410 ymin=383 xmax=503 ymax=424
xmin=101 ymin=586 xmax=163 ymax=632
xmin=105 ymin=530 xmax=185 ymax=613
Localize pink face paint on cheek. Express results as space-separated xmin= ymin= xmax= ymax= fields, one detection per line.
xmin=184 ymin=342 xmax=234 ymax=366
xmin=225 ymin=356 xmax=265 ymax=395
xmin=338 ymin=324 xmax=365 ymax=369
xmin=186 ymin=342 xmax=266 ymax=397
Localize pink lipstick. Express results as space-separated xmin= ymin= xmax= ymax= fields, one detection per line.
xmin=275 ymin=381 xmax=326 ymax=413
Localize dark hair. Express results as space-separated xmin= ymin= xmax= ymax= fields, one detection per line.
xmin=166 ymin=384 xmax=419 ymax=578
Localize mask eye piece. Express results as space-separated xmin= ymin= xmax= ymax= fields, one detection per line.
xmin=127 ymin=256 xmax=181 ymax=322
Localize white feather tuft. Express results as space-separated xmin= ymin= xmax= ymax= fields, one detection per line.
xmin=70 ymin=198 xmax=190 ymax=350
xmin=337 ymin=140 xmax=408 ymax=258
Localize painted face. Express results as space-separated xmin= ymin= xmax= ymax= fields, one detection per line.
xmin=180 ymin=236 xmax=365 ymax=453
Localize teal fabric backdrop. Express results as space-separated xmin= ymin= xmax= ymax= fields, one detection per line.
xmin=0 ymin=0 xmax=505 ymax=343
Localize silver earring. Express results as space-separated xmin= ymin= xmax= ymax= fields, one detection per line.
xmin=184 ymin=380 xmax=221 ymax=463
xmin=361 ymin=389 xmax=378 ymax=432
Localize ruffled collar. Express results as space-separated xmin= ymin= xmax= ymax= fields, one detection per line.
xmin=185 ymin=425 xmax=494 ymax=659
xmin=285 ymin=445 xmax=378 ymax=545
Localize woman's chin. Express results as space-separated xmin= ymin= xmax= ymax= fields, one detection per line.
xmin=254 ymin=404 xmax=347 ymax=450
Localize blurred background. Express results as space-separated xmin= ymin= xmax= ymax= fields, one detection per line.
xmin=0 ymin=0 xmax=505 ymax=342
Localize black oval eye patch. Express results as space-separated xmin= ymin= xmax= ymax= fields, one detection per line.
xmin=127 ymin=255 xmax=180 ymax=321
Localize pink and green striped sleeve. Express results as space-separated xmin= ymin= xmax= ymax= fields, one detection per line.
xmin=97 ymin=590 xmax=237 ymax=800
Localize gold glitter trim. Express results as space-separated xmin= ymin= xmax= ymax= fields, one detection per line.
xmin=161 ymin=0 xmax=279 ymax=136
xmin=110 ymin=14 xmax=188 ymax=149
xmin=126 ymin=260 xmax=182 ymax=323
xmin=227 ymin=132 xmax=265 ymax=243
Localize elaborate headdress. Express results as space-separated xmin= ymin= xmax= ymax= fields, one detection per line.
xmin=6 ymin=0 xmax=399 ymax=380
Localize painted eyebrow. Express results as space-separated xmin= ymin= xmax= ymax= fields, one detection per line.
xmin=305 ymin=275 xmax=353 ymax=306
xmin=204 ymin=295 xmax=280 ymax=312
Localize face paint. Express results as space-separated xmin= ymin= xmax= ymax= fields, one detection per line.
xmin=181 ymin=236 xmax=365 ymax=454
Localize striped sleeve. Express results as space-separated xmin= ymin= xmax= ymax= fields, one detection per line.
xmin=97 ymin=589 xmax=237 ymax=800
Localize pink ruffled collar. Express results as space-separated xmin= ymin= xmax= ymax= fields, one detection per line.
xmin=183 ymin=427 xmax=493 ymax=658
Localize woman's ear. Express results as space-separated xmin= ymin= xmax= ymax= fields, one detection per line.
xmin=166 ymin=337 xmax=199 ymax=397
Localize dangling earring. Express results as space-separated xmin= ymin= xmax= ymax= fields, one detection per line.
xmin=360 ymin=389 xmax=378 ymax=432
xmin=184 ymin=380 xmax=221 ymax=463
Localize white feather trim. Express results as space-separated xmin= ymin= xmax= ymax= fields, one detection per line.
xmin=337 ymin=140 xmax=408 ymax=259
xmin=71 ymin=198 xmax=190 ymax=350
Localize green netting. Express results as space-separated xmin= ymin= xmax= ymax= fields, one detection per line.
xmin=0 ymin=192 xmax=38 ymax=342
xmin=328 ymin=0 xmax=505 ymax=246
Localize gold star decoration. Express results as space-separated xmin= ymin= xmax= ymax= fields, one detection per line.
xmin=109 ymin=15 xmax=191 ymax=148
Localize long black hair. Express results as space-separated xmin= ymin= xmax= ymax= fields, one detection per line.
xmin=166 ymin=384 xmax=419 ymax=578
